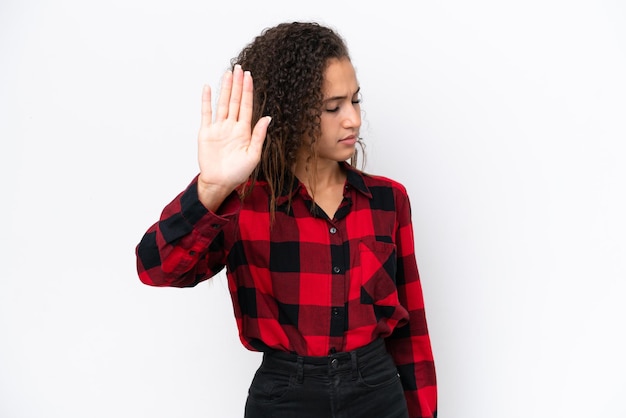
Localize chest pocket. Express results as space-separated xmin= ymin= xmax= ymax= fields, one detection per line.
xmin=358 ymin=239 xmax=398 ymax=306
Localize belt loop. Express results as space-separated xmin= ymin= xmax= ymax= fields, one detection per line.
xmin=350 ymin=350 xmax=358 ymax=380
xmin=296 ymin=356 xmax=304 ymax=383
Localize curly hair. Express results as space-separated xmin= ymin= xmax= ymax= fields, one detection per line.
xmin=231 ymin=21 xmax=363 ymax=217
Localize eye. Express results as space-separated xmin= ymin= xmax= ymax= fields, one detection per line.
xmin=325 ymin=106 xmax=340 ymax=113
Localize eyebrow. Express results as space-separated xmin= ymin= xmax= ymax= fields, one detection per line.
xmin=323 ymin=86 xmax=361 ymax=103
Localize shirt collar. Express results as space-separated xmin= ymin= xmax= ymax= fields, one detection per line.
xmin=343 ymin=162 xmax=372 ymax=198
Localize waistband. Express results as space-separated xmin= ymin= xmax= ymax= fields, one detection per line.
xmin=261 ymin=338 xmax=388 ymax=381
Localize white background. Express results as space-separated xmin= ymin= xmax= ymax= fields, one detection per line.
xmin=1 ymin=0 xmax=625 ymax=417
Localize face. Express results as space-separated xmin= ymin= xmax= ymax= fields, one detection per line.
xmin=314 ymin=57 xmax=362 ymax=166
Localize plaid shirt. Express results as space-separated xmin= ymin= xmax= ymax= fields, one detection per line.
xmin=136 ymin=163 xmax=437 ymax=418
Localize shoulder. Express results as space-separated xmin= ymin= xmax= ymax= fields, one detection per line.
xmin=361 ymin=171 xmax=409 ymax=197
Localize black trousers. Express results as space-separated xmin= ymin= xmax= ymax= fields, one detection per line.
xmin=244 ymin=338 xmax=409 ymax=418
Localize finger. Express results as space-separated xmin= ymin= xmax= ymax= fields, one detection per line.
xmin=215 ymin=69 xmax=233 ymax=121
xmin=238 ymin=71 xmax=254 ymax=125
xmin=200 ymin=84 xmax=212 ymax=128
xmin=227 ymin=64 xmax=244 ymax=121
xmin=248 ymin=116 xmax=271 ymax=157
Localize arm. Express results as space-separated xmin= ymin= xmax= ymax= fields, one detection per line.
xmin=136 ymin=65 xmax=270 ymax=287
xmin=385 ymin=189 xmax=437 ymax=418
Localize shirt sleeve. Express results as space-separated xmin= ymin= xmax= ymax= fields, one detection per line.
xmin=135 ymin=176 xmax=241 ymax=287
xmin=385 ymin=187 xmax=437 ymax=418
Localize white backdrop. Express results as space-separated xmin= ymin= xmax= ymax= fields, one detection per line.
xmin=2 ymin=1 xmax=625 ymax=417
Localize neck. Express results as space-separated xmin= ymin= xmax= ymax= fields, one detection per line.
xmin=293 ymin=154 xmax=345 ymax=193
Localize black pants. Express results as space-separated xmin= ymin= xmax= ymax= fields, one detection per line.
xmin=244 ymin=338 xmax=409 ymax=418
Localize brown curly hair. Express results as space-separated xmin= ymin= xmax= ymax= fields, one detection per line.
xmin=231 ymin=21 xmax=363 ymax=217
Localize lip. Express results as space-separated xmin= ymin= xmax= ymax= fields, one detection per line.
xmin=338 ymin=135 xmax=357 ymax=145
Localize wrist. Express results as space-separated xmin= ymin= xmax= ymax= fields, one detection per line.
xmin=196 ymin=179 xmax=236 ymax=212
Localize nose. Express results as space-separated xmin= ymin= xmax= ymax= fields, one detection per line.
xmin=342 ymin=104 xmax=361 ymax=129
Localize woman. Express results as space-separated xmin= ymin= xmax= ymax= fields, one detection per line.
xmin=136 ymin=21 xmax=437 ymax=418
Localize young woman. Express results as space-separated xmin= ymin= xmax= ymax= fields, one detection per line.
xmin=136 ymin=22 xmax=437 ymax=418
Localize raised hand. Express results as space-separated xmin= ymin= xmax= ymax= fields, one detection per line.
xmin=196 ymin=65 xmax=270 ymax=211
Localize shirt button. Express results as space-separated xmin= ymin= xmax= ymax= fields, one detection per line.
xmin=329 ymin=227 xmax=337 ymax=234
xmin=333 ymin=266 xmax=341 ymax=274
xmin=210 ymin=223 xmax=221 ymax=229
xmin=331 ymin=358 xmax=339 ymax=368
xmin=332 ymin=308 xmax=339 ymax=316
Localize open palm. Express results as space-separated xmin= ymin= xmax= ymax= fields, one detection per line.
xmin=197 ymin=65 xmax=270 ymax=205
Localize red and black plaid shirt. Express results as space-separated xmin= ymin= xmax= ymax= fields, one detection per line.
xmin=136 ymin=163 xmax=437 ymax=418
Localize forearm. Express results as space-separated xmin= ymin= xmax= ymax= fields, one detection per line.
xmin=136 ymin=177 xmax=240 ymax=287
xmin=386 ymin=320 xmax=437 ymax=418
xmin=385 ymin=259 xmax=437 ymax=417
